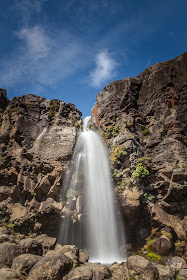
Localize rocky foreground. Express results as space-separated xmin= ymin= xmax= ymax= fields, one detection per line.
xmin=0 ymin=226 xmax=186 ymax=280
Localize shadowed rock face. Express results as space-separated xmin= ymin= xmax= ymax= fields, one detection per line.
xmin=0 ymin=93 xmax=82 ymax=237
xmin=92 ymin=51 xmax=187 ymax=255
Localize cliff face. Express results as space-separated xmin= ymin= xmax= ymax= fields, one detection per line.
xmin=0 ymin=92 xmax=82 ymax=236
xmin=92 ymin=52 xmax=187 ymax=258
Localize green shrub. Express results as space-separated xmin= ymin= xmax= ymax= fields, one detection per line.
xmin=66 ymin=188 xmax=78 ymax=199
xmin=105 ymin=126 xmax=113 ymax=138
xmin=112 ymin=124 xmax=120 ymax=136
xmin=112 ymin=168 xmax=124 ymax=179
xmin=132 ymin=163 xmax=149 ymax=179
xmin=48 ymin=110 xmax=55 ymax=119
xmin=142 ymin=127 xmax=149 ymax=137
xmin=116 ymin=146 xmax=127 ymax=159
xmin=49 ymin=100 xmax=59 ymax=110
xmin=144 ymin=193 xmax=155 ymax=203
xmin=147 ymin=252 xmax=161 ymax=262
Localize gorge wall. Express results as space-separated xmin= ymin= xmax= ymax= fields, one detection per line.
xmin=0 ymin=92 xmax=82 ymax=237
xmin=92 ymin=51 xmax=187 ymax=259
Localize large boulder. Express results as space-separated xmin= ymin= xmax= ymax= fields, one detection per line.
xmin=11 ymin=253 xmax=42 ymax=277
xmin=0 ymin=267 xmax=19 ymax=280
xmin=155 ymin=264 xmax=174 ymax=280
xmin=34 ymin=234 xmax=56 ymax=250
xmin=167 ymin=256 xmax=187 ymax=273
xmin=109 ymin=262 xmax=129 ymax=280
xmin=0 ymin=242 xmax=23 ymax=267
xmin=28 ymin=252 xmax=73 ymax=280
xmin=66 ymin=263 xmax=111 ymax=280
xmin=55 ymin=244 xmax=79 ymax=261
xmin=127 ymin=255 xmax=159 ymax=279
xmin=19 ymin=238 xmax=43 ymax=255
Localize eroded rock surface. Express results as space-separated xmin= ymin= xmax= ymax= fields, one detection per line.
xmin=0 ymin=93 xmax=82 ymax=237
xmin=92 ymin=51 xmax=187 ymax=258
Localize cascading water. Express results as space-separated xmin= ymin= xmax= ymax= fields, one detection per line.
xmin=58 ymin=116 xmax=126 ymax=264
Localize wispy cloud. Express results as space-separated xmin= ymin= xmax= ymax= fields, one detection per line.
xmin=0 ymin=25 xmax=88 ymax=92
xmin=17 ymin=26 xmax=50 ymax=59
xmin=89 ymin=49 xmax=118 ymax=88
xmin=13 ymin=0 xmax=47 ymax=23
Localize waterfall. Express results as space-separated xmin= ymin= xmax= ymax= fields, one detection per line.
xmin=58 ymin=116 xmax=126 ymax=264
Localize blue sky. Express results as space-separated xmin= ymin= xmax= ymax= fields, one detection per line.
xmin=0 ymin=0 xmax=186 ymax=117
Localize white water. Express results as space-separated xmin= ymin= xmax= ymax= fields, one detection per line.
xmin=59 ymin=116 xmax=126 ymax=264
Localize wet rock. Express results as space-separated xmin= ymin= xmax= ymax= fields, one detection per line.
xmin=0 ymin=267 xmax=19 ymax=280
xmin=0 ymin=242 xmax=23 ymax=267
xmin=19 ymin=238 xmax=43 ymax=255
xmin=11 ymin=253 xmax=42 ymax=277
xmin=79 ymin=249 xmax=89 ymax=264
xmin=28 ymin=252 xmax=72 ymax=280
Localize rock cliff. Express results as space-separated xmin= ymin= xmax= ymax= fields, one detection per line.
xmin=0 ymin=92 xmax=82 ymax=236
xmin=92 ymin=51 xmax=187 ymax=259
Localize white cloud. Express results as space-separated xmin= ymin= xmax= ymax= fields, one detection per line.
xmin=0 ymin=25 xmax=89 ymax=92
xmin=89 ymin=49 xmax=118 ymax=88
xmin=17 ymin=26 xmax=50 ymax=59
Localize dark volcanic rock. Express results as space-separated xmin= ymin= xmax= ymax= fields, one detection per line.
xmin=92 ymin=51 xmax=187 ymax=254
xmin=67 ymin=263 xmax=111 ymax=280
xmin=0 ymin=242 xmax=23 ymax=267
xmin=11 ymin=253 xmax=42 ymax=277
xmin=0 ymin=93 xmax=82 ymax=237
xmin=0 ymin=267 xmax=19 ymax=280
xmin=28 ymin=252 xmax=73 ymax=280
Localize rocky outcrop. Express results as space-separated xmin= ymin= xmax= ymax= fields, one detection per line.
xmin=0 ymin=93 xmax=82 ymax=237
xmin=92 ymin=51 xmax=187 ymax=258
xmin=0 ymin=228 xmax=186 ymax=279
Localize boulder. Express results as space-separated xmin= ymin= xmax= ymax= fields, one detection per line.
xmin=9 ymin=203 xmax=27 ymax=222
xmin=67 ymin=263 xmax=111 ymax=280
xmin=56 ymin=245 xmax=79 ymax=261
xmin=109 ymin=262 xmax=129 ymax=280
xmin=0 ymin=242 xmax=23 ymax=267
xmin=19 ymin=238 xmax=43 ymax=255
xmin=150 ymin=236 xmax=172 ymax=255
xmin=178 ymin=268 xmax=187 ymax=279
xmin=11 ymin=253 xmax=42 ymax=277
xmin=0 ymin=267 xmax=19 ymax=280
xmin=167 ymin=256 xmax=187 ymax=273
xmin=28 ymin=252 xmax=72 ymax=280
xmin=34 ymin=234 xmax=56 ymax=250
xmin=155 ymin=264 xmax=174 ymax=280
xmin=0 ymin=234 xmax=15 ymax=243
xmin=127 ymin=255 xmax=159 ymax=279
xmin=79 ymin=249 xmax=89 ymax=264
xmin=0 ymin=227 xmax=8 ymax=234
